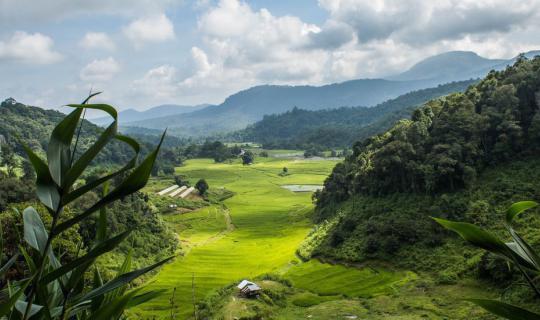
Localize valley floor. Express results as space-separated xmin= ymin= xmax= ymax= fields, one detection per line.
xmin=130 ymin=157 xmax=496 ymax=320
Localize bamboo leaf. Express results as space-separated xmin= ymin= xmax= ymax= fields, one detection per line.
xmin=40 ymin=231 xmax=131 ymax=284
xmin=506 ymin=201 xmax=538 ymax=224
xmin=434 ymin=218 xmax=537 ymax=270
xmin=62 ymin=122 xmax=117 ymax=190
xmin=0 ymin=254 xmax=18 ymax=279
xmin=74 ymin=257 xmax=172 ymax=303
xmin=433 ymin=218 xmax=510 ymax=256
xmin=467 ymin=299 xmax=540 ymax=320
xmin=0 ymin=278 xmax=32 ymax=317
xmin=126 ymin=290 xmax=166 ymax=309
xmin=507 ymin=227 xmax=540 ymax=271
xmin=86 ymin=290 xmax=137 ymax=320
xmin=97 ymin=181 xmax=110 ymax=244
xmin=54 ymin=131 xmax=166 ymax=235
xmin=62 ymin=135 xmax=140 ymax=206
xmin=47 ymin=108 xmax=83 ymax=186
xmin=23 ymin=207 xmax=49 ymax=254
xmin=20 ymin=142 xmax=60 ymax=211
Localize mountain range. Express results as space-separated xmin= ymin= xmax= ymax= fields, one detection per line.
xmin=50 ymin=50 xmax=540 ymax=137
xmin=90 ymin=103 xmax=209 ymax=126
xmin=119 ymin=50 xmax=539 ymax=136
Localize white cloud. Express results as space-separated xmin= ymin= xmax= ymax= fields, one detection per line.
xmin=318 ymin=0 xmax=539 ymax=44
xmin=123 ymin=14 xmax=175 ymax=47
xmin=80 ymin=57 xmax=120 ymax=82
xmin=179 ymin=0 xmax=328 ymax=99
xmin=79 ymin=32 xmax=115 ymax=51
xmin=0 ymin=31 xmax=62 ymax=64
xmin=133 ymin=65 xmax=179 ymax=99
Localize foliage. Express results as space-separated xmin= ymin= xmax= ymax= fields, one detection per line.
xmin=195 ymin=178 xmax=209 ymax=195
xmin=0 ymin=94 xmax=170 ymax=319
xmin=317 ymin=57 xmax=540 ymax=205
xmin=0 ymin=178 xmax=35 ymax=212
xmin=241 ymin=150 xmax=255 ymax=165
xmin=435 ymin=201 xmax=540 ymax=319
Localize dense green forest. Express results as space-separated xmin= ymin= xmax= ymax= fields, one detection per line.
xmin=233 ymin=80 xmax=476 ymax=149
xmin=0 ymin=99 xmax=179 ymax=279
xmin=311 ymin=57 xmax=540 ymax=303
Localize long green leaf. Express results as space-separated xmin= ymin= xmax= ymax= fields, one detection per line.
xmin=20 ymin=142 xmax=60 ymax=211
xmin=467 ymin=299 xmax=540 ymax=320
xmin=433 ymin=218 xmax=509 ymax=255
xmin=74 ymin=257 xmax=172 ymax=303
xmin=506 ymin=201 xmax=538 ymax=224
xmin=54 ymin=131 xmax=165 ymax=235
xmin=126 ymin=290 xmax=166 ymax=309
xmin=47 ymin=108 xmax=83 ymax=186
xmin=0 ymin=254 xmax=18 ymax=279
xmin=62 ymin=123 xmax=117 ymax=190
xmin=507 ymin=227 xmax=540 ymax=271
xmin=434 ymin=218 xmax=537 ymax=270
xmin=0 ymin=278 xmax=32 ymax=317
xmin=40 ymin=231 xmax=131 ymax=284
xmin=23 ymin=207 xmax=49 ymax=254
xmin=87 ymin=289 xmax=138 ymax=320
xmin=62 ymin=135 xmax=140 ymax=206
xmin=97 ymin=181 xmax=110 ymax=244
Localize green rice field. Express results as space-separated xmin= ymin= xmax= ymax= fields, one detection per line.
xmin=131 ymin=157 xmax=412 ymax=319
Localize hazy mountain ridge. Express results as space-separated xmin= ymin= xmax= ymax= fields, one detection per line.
xmin=123 ymin=50 xmax=540 ymax=137
xmin=125 ymin=78 xmax=436 ymax=136
xmin=90 ymin=103 xmax=210 ymax=126
xmin=391 ymin=50 xmax=540 ymax=82
xmin=233 ymin=80 xmax=476 ymax=148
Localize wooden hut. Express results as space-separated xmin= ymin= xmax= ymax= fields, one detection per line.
xmin=237 ymin=280 xmax=261 ymax=297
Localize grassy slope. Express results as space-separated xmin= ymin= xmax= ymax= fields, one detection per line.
xmin=131 ymin=157 xmax=338 ymax=319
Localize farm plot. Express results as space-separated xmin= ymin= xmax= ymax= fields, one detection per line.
xmin=131 ymin=158 xmax=338 ymax=319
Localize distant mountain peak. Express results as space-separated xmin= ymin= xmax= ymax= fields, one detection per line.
xmin=390 ymin=50 xmax=509 ymax=82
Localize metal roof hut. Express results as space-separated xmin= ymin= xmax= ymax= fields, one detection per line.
xmin=237 ymin=280 xmax=261 ymax=297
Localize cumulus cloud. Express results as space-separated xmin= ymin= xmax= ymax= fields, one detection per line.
xmin=319 ymin=0 xmax=539 ymax=44
xmin=123 ymin=14 xmax=175 ymax=47
xmin=0 ymin=31 xmax=62 ymax=64
xmin=133 ymin=65 xmax=179 ymax=99
xmin=183 ymin=0 xmax=327 ymax=93
xmin=79 ymin=32 xmax=115 ymax=51
xmin=80 ymin=57 xmax=120 ymax=82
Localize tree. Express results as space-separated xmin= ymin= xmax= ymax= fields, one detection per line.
xmin=0 ymin=94 xmax=170 ymax=319
xmin=0 ymin=142 xmax=17 ymax=177
xmin=21 ymin=158 xmax=36 ymax=181
xmin=162 ymin=165 xmax=175 ymax=176
xmin=175 ymin=175 xmax=190 ymax=187
xmin=242 ymin=150 xmax=255 ymax=165
xmin=195 ymin=178 xmax=209 ymax=195
xmin=283 ymin=167 xmax=288 ymax=174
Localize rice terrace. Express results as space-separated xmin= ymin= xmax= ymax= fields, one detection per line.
xmin=128 ymin=156 xmax=411 ymax=319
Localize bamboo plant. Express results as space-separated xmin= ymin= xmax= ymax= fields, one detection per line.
xmin=0 ymin=93 xmax=170 ymax=319
xmin=435 ymin=201 xmax=540 ymax=319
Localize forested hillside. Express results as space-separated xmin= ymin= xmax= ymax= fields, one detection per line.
xmin=235 ymin=80 xmax=475 ymax=149
xmin=0 ymin=98 xmax=133 ymax=164
xmin=312 ymin=57 xmax=540 ymax=287
xmin=0 ymin=98 xmax=179 ymax=278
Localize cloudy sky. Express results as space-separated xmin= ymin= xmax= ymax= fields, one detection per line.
xmin=1 ymin=0 xmax=540 ymax=111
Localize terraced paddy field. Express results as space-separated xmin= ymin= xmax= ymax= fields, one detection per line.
xmin=130 ymin=156 xmax=495 ymax=320
xmin=132 ymin=157 xmax=342 ymax=319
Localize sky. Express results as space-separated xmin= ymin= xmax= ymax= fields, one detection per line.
xmin=1 ymin=0 xmax=540 ymax=112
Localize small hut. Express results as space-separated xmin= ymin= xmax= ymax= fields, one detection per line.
xmin=237 ymin=280 xmax=261 ymax=297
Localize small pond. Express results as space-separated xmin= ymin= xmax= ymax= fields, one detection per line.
xmin=281 ymin=185 xmax=323 ymax=192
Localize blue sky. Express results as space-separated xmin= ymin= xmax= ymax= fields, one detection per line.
xmin=1 ymin=0 xmax=540 ymax=112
